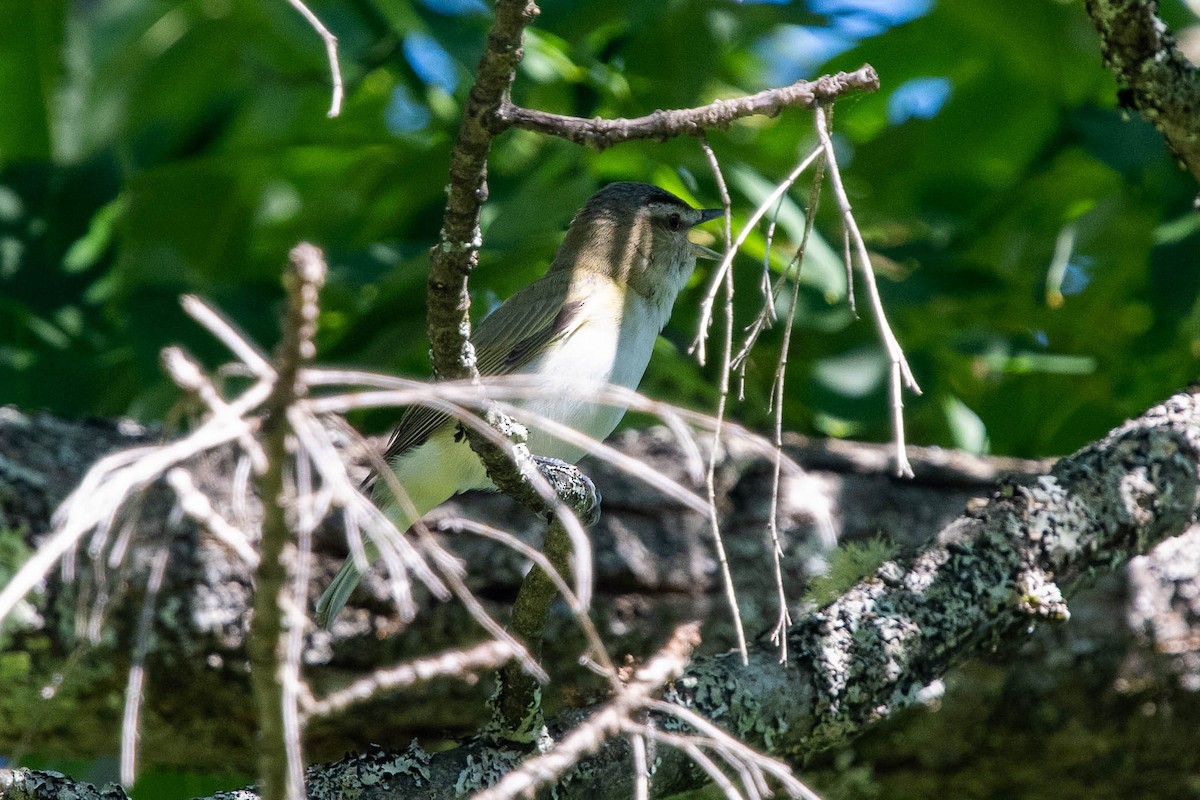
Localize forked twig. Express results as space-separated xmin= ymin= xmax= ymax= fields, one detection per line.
xmin=813 ymin=104 xmax=920 ymax=477
xmin=691 ymin=146 xmax=824 ymax=364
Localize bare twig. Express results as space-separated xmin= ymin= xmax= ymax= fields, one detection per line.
xmin=282 ymin=0 xmax=344 ymax=117
xmin=119 ymin=546 xmax=169 ymax=787
xmin=250 ymin=242 xmax=327 ymax=800
xmin=813 ymin=104 xmax=920 ymax=477
xmin=497 ymin=66 xmax=880 ymax=151
xmin=166 ymin=468 xmax=260 ymax=567
xmin=0 ymin=415 xmax=259 ymax=625
xmin=691 ymin=146 xmax=823 ymax=364
xmin=697 ymin=136 xmax=749 ymax=665
xmin=765 ymin=154 xmax=828 ymax=662
xmin=439 ymin=517 xmax=614 ymax=676
xmin=471 ymin=623 xmax=703 ymax=800
xmin=303 ymin=377 xmax=807 ymax=508
xmin=301 ymin=640 xmax=519 ymax=722
xmin=180 ymin=296 xmax=274 ymax=379
xmin=730 ymin=195 xmax=785 ymax=388
xmin=283 ymin=445 xmax=316 ymax=798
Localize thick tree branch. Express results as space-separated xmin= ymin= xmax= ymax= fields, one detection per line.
xmin=7 ymin=389 xmax=1185 ymax=800
xmin=2 ymin=391 xmax=1200 ymax=796
xmin=496 ymin=66 xmax=880 ymax=150
xmin=289 ymin=387 xmax=1196 ymax=800
xmin=1084 ymin=0 xmax=1200 ymax=184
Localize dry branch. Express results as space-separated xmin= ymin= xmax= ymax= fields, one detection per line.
xmin=496 ymin=66 xmax=880 ymax=150
xmin=251 ymin=243 xmax=327 ymax=800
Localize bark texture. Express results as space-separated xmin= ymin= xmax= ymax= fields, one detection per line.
xmin=2 ymin=391 xmax=1200 ymax=798
xmin=1084 ymin=0 xmax=1200 ymax=183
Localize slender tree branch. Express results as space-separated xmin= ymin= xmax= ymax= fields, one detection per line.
xmin=1083 ymin=0 xmax=1200 ymax=185
xmin=300 ymin=640 xmax=520 ymax=722
xmin=282 ymin=0 xmax=344 ymax=117
xmin=814 ymin=104 xmax=919 ymax=477
xmin=424 ymin=0 xmax=553 ymax=521
xmin=472 ymin=623 xmax=703 ymax=800
xmin=426 ymin=0 xmax=538 ymax=382
xmin=250 ymin=243 xmax=326 ymax=800
xmin=496 ymin=66 xmax=880 ymax=150
xmin=491 ymin=517 xmax=577 ymax=741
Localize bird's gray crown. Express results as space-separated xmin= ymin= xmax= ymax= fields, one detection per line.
xmin=584 ymin=182 xmax=692 ymax=213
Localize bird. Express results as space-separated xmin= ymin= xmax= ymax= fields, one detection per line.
xmin=316 ymin=182 xmax=723 ymax=625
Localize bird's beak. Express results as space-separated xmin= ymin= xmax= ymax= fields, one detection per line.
xmin=689 ymin=209 xmax=724 ymax=260
xmin=691 ymin=206 xmax=724 ymax=260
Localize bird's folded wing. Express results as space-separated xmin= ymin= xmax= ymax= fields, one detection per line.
xmin=378 ymin=270 xmax=586 ymax=465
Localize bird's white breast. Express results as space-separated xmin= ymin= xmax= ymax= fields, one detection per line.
xmin=513 ymin=281 xmax=663 ymax=464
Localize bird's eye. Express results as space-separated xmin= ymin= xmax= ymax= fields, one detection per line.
xmin=666 ymin=212 xmax=682 ymax=231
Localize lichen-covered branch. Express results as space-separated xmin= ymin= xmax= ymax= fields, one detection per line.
xmin=357 ymin=388 xmax=1198 ymax=796
xmin=427 ymin=0 xmax=537 ymax=381
xmin=11 ymin=389 xmax=1186 ymax=800
xmin=686 ymin=391 xmax=1200 ymax=756
xmin=491 ymin=518 xmax=575 ymax=741
xmin=496 ymin=66 xmax=880 ymax=150
xmin=424 ymin=0 xmax=548 ymax=514
xmin=1084 ymin=0 xmax=1200 ymax=184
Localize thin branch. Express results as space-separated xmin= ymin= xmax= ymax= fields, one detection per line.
xmin=643 ymin=700 xmax=820 ymax=800
xmin=0 ymin=411 xmax=259 ymax=625
xmin=730 ymin=195 xmax=785 ymax=387
xmin=119 ymin=546 xmax=169 ymax=787
xmin=180 ymin=296 xmax=275 ymax=380
xmin=697 ymin=136 xmax=749 ymax=665
xmin=250 ymin=243 xmax=326 ymax=800
xmin=471 ymin=623 xmax=702 ymax=800
xmin=496 ymin=66 xmax=880 ymax=151
xmin=283 ymin=446 xmax=316 ymax=799
xmin=691 ymin=146 xmax=824 ymax=364
xmin=302 ymin=377 xmax=808 ymax=503
xmin=813 ymin=104 xmax=920 ymax=477
xmin=765 ymin=153 xmax=827 ymax=662
xmin=282 ymin=0 xmax=344 ymax=117
xmin=304 ymin=383 xmax=713 ymax=515
xmin=166 ymin=468 xmax=260 ymax=567
xmin=430 ymin=0 xmax=538 ymax=304
xmin=301 ymin=640 xmax=519 ymax=722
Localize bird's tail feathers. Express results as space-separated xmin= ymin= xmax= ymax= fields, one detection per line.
xmin=315 ymin=559 xmax=362 ymax=628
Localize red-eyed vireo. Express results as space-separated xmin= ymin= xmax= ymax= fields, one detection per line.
xmin=316 ymin=182 xmax=722 ymax=625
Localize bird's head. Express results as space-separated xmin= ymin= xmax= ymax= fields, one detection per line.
xmin=550 ymin=182 xmax=722 ymax=305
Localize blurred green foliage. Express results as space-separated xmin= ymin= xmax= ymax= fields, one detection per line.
xmin=0 ymin=0 xmax=1196 ymax=459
